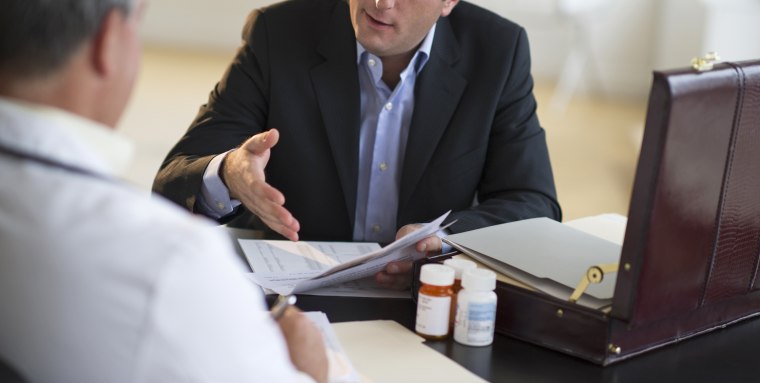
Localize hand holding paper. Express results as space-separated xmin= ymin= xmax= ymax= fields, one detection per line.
xmin=243 ymin=211 xmax=451 ymax=295
xmin=375 ymin=223 xmax=446 ymax=290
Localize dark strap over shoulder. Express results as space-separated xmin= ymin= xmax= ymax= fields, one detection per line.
xmin=0 ymin=142 xmax=112 ymax=182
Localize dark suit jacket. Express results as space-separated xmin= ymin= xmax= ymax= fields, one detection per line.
xmin=153 ymin=0 xmax=561 ymax=241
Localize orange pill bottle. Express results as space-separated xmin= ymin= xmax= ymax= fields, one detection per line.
xmin=415 ymin=264 xmax=455 ymax=340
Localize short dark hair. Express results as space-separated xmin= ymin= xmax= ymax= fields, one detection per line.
xmin=0 ymin=0 xmax=133 ymax=78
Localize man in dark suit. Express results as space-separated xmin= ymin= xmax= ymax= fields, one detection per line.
xmin=153 ymin=0 xmax=561 ymax=287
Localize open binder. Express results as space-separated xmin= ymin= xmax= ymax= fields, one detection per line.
xmin=443 ymin=217 xmax=621 ymax=310
xmin=424 ymin=58 xmax=760 ymax=365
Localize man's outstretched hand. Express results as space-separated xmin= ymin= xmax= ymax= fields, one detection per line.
xmin=222 ymin=129 xmax=300 ymax=241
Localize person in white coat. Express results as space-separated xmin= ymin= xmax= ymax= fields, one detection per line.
xmin=0 ymin=0 xmax=327 ymax=382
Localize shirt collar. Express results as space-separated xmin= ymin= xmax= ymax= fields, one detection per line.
xmin=356 ymin=23 xmax=437 ymax=73
xmin=0 ymin=97 xmax=133 ymax=176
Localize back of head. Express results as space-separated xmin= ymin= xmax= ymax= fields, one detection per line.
xmin=0 ymin=0 xmax=133 ymax=80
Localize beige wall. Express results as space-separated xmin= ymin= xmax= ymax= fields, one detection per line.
xmin=131 ymin=0 xmax=760 ymax=219
xmin=140 ymin=0 xmax=658 ymax=99
xmin=141 ymin=0 xmax=760 ymax=100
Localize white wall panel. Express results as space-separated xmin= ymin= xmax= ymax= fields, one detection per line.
xmin=140 ymin=0 xmax=669 ymax=99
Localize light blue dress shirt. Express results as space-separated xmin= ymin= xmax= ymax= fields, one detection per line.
xmin=352 ymin=26 xmax=435 ymax=244
xmin=199 ymin=149 xmax=240 ymax=218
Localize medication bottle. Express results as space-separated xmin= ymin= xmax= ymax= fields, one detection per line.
xmin=415 ymin=264 xmax=455 ymax=340
xmin=443 ymin=258 xmax=476 ymax=331
xmin=454 ymin=268 xmax=498 ymax=346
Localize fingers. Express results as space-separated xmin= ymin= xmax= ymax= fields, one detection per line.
xmin=277 ymin=307 xmax=329 ymax=383
xmin=252 ymin=178 xmax=286 ymax=205
xmin=386 ymin=260 xmax=413 ymax=275
xmin=265 ymin=219 xmax=300 ymax=242
xmin=377 ymin=223 xmax=443 ymax=290
xmin=236 ymin=182 xmax=298 ymax=239
xmin=395 ymin=223 xmax=443 ymax=254
xmin=274 ymin=305 xmax=299 ymax=323
xmin=374 ymin=261 xmax=413 ymax=290
xmin=374 ymin=271 xmax=412 ymax=290
xmin=248 ymin=201 xmax=299 ymax=241
xmin=395 ymin=223 xmax=422 ymax=240
xmin=415 ymin=235 xmax=442 ymax=254
xmin=276 ymin=305 xmax=302 ymax=322
xmin=241 ymin=128 xmax=280 ymax=155
xmin=243 ymin=180 xmax=299 ymax=241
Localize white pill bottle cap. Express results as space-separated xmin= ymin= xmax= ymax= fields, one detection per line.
xmin=443 ymin=258 xmax=476 ymax=279
xmin=461 ymin=269 xmax=497 ymax=291
xmin=419 ymin=264 xmax=455 ymax=286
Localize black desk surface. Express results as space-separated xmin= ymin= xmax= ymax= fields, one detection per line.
xmin=229 ymin=229 xmax=757 ymax=383
xmin=290 ymin=294 xmax=759 ymax=383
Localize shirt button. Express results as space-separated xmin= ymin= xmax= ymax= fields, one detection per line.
xmin=379 ymin=162 xmax=388 ymax=171
xmin=216 ymin=202 xmax=225 ymax=210
xmin=368 ymin=59 xmax=376 ymax=67
xmin=372 ymin=224 xmax=382 ymax=233
xmin=384 ymin=102 xmax=393 ymax=111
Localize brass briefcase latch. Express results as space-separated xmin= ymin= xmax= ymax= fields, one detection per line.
xmin=691 ymin=52 xmax=720 ymax=71
xmin=569 ymin=263 xmax=618 ymax=303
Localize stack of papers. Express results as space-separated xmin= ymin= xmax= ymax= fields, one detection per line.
xmin=241 ymin=212 xmax=449 ymax=295
xmin=443 ymin=217 xmax=623 ymax=309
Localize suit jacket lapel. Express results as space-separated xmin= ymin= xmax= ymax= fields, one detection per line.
xmin=400 ymin=17 xmax=467 ymax=213
xmin=310 ymin=1 xmax=360 ymax=228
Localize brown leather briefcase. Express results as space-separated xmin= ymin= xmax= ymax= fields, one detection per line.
xmin=420 ymin=58 xmax=760 ymax=365
xmin=501 ymin=58 xmax=760 ymax=365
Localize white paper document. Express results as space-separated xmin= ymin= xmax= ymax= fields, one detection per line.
xmin=444 ymin=217 xmax=622 ymax=309
xmin=303 ymin=312 xmax=363 ymax=383
xmin=563 ymin=213 xmax=627 ymax=245
xmin=241 ymin=212 xmax=450 ymax=295
xmin=244 ymin=274 xmax=409 ymax=299
xmin=332 ymin=320 xmax=487 ymax=383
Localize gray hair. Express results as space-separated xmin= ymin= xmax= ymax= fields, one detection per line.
xmin=0 ymin=0 xmax=134 ymax=78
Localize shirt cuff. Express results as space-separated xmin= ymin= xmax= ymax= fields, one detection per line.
xmin=198 ymin=151 xmax=241 ymax=219
xmin=435 ymin=229 xmax=453 ymax=254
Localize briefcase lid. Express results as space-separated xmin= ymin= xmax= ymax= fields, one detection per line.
xmin=611 ymin=59 xmax=760 ymax=326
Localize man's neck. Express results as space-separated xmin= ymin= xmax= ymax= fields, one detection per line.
xmin=380 ymin=50 xmax=416 ymax=89
xmin=0 ymin=69 xmax=110 ymax=129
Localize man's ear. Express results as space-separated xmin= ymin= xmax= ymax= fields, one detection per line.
xmin=441 ymin=0 xmax=459 ymax=17
xmin=90 ymin=9 xmax=126 ymax=78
